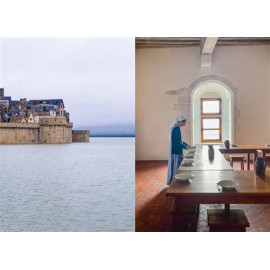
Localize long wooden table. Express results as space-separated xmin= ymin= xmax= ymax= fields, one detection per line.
xmin=180 ymin=145 xmax=233 ymax=171
xmin=166 ymin=170 xmax=270 ymax=230
xmin=219 ymin=145 xmax=270 ymax=170
xmin=166 ymin=145 xmax=270 ymax=231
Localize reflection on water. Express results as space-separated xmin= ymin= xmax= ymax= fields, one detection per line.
xmin=0 ymin=137 xmax=135 ymax=232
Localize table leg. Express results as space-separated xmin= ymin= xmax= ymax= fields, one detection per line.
xmin=173 ymin=199 xmax=196 ymax=232
xmin=254 ymin=152 xmax=257 ymax=169
xmin=247 ymin=153 xmax=250 ymax=170
xmin=173 ymin=199 xmax=184 ymax=232
xmin=225 ymin=204 xmax=230 ymax=213
xmin=173 ymin=213 xmax=186 ymax=232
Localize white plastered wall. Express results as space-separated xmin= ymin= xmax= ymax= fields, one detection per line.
xmin=136 ymin=45 xmax=270 ymax=160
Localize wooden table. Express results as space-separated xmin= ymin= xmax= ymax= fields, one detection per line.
xmin=180 ymin=145 xmax=233 ymax=171
xmin=219 ymin=145 xmax=270 ymax=170
xmin=166 ymin=170 xmax=270 ymax=231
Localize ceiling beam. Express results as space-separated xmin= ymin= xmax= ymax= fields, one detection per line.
xmin=135 ymin=37 xmax=201 ymax=48
xmin=200 ymin=37 xmax=218 ymax=68
xmin=201 ymin=37 xmax=218 ymax=54
xmin=135 ymin=37 xmax=270 ymax=48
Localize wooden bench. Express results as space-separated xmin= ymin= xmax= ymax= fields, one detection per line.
xmin=229 ymin=155 xmax=245 ymax=170
xmin=170 ymin=199 xmax=199 ymax=232
xmin=207 ymin=209 xmax=250 ymax=232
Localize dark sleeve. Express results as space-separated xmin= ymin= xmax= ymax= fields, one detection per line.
xmin=178 ymin=127 xmax=187 ymax=149
xmin=172 ymin=127 xmax=187 ymax=149
xmin=172 ymin=127 xmax=180 ymax=141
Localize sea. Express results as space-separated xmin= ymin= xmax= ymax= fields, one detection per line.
xmin=0 ymin=137 xmax=135 ymax=232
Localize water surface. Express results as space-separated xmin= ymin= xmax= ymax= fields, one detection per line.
xmin=0 ymin=137 xmax=134 ymax=231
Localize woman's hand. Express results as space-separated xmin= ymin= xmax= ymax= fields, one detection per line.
xmin=186 ymin=144 xmax=191 ymax=150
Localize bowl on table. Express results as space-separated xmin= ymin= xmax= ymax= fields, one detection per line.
xmin=217 ymin=180 xmax=239 ymax=190
xmin=181 ymin=158 xmax=194 ymax=166
xmin=187 ymin=149 xmax=196 ymax=154
xmin=185 ymin=153 xmax=195 ymax=158
xmin=175 ymin=173 xmax=194 ymax=182
xmin=189 ymin=146 xmax=197 ymax=149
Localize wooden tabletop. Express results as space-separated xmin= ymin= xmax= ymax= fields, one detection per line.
xmin=220 ymin=145 xmax=270 ymax=151
xmin=180 ymin=145 xmax=233 ymax=171
xmin=218 ymin=144 xmax=270 ymax=170
xmin=166 ymin=170 xmax=270 ymax=204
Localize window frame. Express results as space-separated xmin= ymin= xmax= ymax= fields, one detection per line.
xmin=200 ymin=98 xmax=222 ymax=115
xmin=201 ymin=117 xmax=222 ymax=142
xmin=200 ymin=98 xmax=222 ymax=143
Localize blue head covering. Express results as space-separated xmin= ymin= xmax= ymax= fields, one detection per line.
xmin=169 ymin=116 xmax=187 ymax=138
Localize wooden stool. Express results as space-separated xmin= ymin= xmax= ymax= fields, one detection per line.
xmin=229 ymin=155 xmax=245 ymax=170
xmin=170 ymin=199 xmax=199 ymax=232
xmin=207 ymin=209 xmax=250 ymax=232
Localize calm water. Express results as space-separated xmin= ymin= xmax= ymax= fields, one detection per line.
xmin=0 ymin=137 xmax=135 ymax=232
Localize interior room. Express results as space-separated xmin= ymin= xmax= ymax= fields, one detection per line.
xmin=135 ymin=37 xmax=270 ymax=232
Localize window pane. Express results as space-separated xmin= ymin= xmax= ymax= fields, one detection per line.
xmin=203 ymin=118 xmax=220 ymax=129
xmin=203 ymin=130 xmax=220 ymax=140
xmin=202 ymin=100 xmax=220 ymax=114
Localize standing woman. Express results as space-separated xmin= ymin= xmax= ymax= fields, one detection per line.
xmin=167 ymin=116 xmax=190 ymax=185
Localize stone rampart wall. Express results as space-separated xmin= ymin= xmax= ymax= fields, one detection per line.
xmin=0 ymin=117 xmax=73 ymax=144
xmin=0 ymin=124 xmax=40 ymax=144
xmin=72 ymin=130 xmax=90 ymax=142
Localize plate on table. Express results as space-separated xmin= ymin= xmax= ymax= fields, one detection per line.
xmin=182 ymin=159 xmax=194 ymax=166
xmin=217 ymin=180 xmax=239 ymax=190
xmin=175 ymin=173 xmax=194 ymax=182
xmin=185 ymin=153 xmax=195 ymax=158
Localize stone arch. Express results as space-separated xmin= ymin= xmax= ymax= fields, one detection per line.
xmin=165 ymin=75 xmax=240 ymax=144
xmin=189 ymin=75 xmax=239 ymax=145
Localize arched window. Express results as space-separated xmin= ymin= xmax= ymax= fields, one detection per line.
xmin=191 ymin=81 xmax=233 ymax=145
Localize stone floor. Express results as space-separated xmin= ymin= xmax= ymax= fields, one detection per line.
xmin=136 ymin=160 xmax=270 ymax=232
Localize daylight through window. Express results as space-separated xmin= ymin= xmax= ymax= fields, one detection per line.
xmin=201 ymin=98 xmax=222 ymax=142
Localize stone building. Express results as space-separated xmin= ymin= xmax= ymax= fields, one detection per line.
xmin=0 ymin=88 xmax=89 ymax=143
xmin=0 ymin=89 xmax=70 ymax=124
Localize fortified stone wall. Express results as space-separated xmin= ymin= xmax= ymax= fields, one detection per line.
xmin=72 ymin=130 xmax=90 ymax=142
xmin=0 ymin=123 xmax=40 ymax=144
xmin=39 ymin=116 xmax=69 ymax=126
xmin=39 ymin=116 xmax=73 ymax=144
xmin=0 ymin=116 xmax=73 ymax=144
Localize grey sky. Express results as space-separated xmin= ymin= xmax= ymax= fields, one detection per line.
xmin=0 ymin=38 xmax=135 ymax=131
